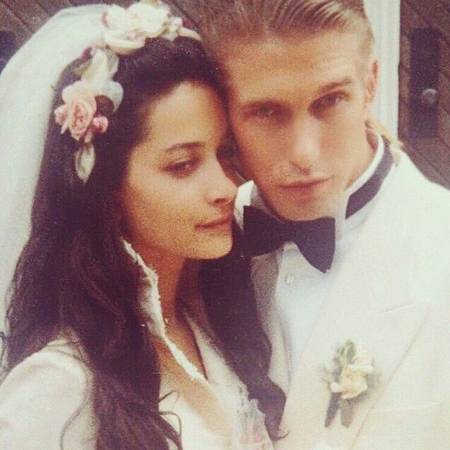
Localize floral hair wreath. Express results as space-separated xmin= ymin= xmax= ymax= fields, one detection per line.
xmin=54 ymin=1 xmax=200 ymax=183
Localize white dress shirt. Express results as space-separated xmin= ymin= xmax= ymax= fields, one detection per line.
xmin=272 ymin=134 xmax=394 ymax=381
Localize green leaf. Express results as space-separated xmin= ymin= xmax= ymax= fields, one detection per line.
xmin=325 ymin=393 xmax=340 ymax=428
xmin=339 ymin=399 xmax=353 ymax=427
xmin=346 ymin=341 xmax=356 ymax=362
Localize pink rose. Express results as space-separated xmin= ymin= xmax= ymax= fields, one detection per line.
xmin=54 ymin=81 xmax=97 ymax=142
xmin=84 ymin=115 xmax=109 ymax=143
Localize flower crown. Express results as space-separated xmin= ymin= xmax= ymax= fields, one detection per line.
xmin=54 ymin=1 xmax=200 ymax=183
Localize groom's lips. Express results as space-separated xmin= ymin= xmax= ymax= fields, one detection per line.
xmin=279 ymin=177 xmax=332 ymax=196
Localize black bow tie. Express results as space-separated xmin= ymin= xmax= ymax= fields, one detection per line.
xmin=243 ymin=144 xmax=393 ymax=272
xmin=244 ymin=207 xmax=336 ymax=272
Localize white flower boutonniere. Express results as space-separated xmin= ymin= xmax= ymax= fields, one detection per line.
xmin=323 ymin=340 xmax=378 ymax=428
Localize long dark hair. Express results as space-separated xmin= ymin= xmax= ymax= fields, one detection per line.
xmin=3 ymin=35 xmax=284 ymax=449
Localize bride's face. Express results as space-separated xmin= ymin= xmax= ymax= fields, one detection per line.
xmin=121 ymin=81 xmax=237 ymax=264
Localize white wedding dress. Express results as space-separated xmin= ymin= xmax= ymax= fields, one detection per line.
xmin=0 ymin=243 xmax=272 ymax=450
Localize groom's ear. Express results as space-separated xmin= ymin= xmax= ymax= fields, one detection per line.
xmin=363 ymin=59 xmax=378 ymax=121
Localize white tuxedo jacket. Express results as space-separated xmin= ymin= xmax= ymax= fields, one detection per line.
xmin=236 ymin=148 xmax=450 ymax=450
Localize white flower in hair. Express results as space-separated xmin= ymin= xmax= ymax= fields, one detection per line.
xmin=55 ymin=82 xmax=97 ymax=142
xmin=82 ymin=49 xmax=123 ymax=111
xmin=54 ymin=1 xmax=200 ymax=183
xmin=54 ymin=49 xmax=122 ymax=144
xmin=103 ymin=2 xmax=188 ymax=55
xmin=165 ymin=16 xmax=184 ymax=41
xmin=105 ymin=3 xmax=170 ymax=35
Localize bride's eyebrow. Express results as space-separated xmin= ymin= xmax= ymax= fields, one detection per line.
xmin=163 ymin=142 xmax=203 ymax=153
xmin=163 ymin=129 xmax=230 ymax=154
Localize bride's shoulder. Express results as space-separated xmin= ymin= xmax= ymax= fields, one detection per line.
xmin=0 ymin=338 xmax=96 ymax=448
xmin=0 ymin=336 xmax=90 ymax=398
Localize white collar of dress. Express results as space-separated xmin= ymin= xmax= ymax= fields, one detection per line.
xmin=122 ymin=240 xmax=208 ymax=381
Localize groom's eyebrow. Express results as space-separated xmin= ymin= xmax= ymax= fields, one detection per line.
xmin=317 ymin=77 xmax=354 ymax=95
xmin=239 ymin=77 xmax=355 ymax=109
xmin=240 ymin=99 xmax=283 ymax=110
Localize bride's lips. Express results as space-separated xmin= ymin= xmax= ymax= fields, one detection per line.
xmin=197 ymin=213 xmax=234 ymax=230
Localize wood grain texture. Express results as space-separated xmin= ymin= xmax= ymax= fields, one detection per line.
xmin=400 ymin=0 xmax=450 ymax=186
xmin=0 ymin=0 xmax=132 ymax=45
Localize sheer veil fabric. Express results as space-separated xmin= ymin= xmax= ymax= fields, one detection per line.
xmin=0 ymin=5 xmax=108 ymax=330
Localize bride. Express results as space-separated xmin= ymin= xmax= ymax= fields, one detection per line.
xmin=0 ymin=2 xmax=284 ymax=449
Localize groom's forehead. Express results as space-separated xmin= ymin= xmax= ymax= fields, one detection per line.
xmin=218 ymin=31 xmax=362 ymax=83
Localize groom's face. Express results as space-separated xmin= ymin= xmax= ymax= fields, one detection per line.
xmin=223 ymin=30 xmax=377 ymax=221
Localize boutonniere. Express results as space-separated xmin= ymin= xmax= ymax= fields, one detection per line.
xmin=323 ymin=340 xmax=378 ymax=428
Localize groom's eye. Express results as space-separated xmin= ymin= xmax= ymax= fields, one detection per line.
xmin=244 ymin=103 xmax=286 ymax=122
xmin=254 ymin=106 xmax=277 ymax=118
xmin=312 ymin=91 xmax=350 ymax=118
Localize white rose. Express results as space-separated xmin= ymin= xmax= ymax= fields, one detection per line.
xmin=103 ymin=3 xmax=171 ymax=55
xmin=332 ymin=366 xmax=368 ymax=400
xmin=105 ymin=4 xmax=169 ymax=36
xmin=104 ymin=5 xmax=137 ymax=33
xmin=81 ymin=50 xmax=123 ymax=110
xmin=127 ymin=3 xmax=170 ymax=38
xmin=164 ymin=16 xmax=183 ymax=41
xmin=103 ymin=30 xmax=147 ymax=56
xmin=348 ymin=344 xmax=374 ymax=374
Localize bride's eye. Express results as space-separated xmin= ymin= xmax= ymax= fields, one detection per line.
xmin=165 ymin=158 xmax=198 ymax=177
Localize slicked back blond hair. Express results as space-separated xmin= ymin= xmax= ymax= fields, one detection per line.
xmin=196 ymin=0 xmax=399 ymax=144
xmin=197 ymin=0 xmax=374 ymax=60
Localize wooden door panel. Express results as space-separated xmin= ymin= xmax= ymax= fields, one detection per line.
xmin=0 ymin=1 xmax=132 ymax=46
xmin=1 ymin=0 xmax=49 ymax=33
xmin=400 ymin=0 xmax=450 ymax=188
xmin=0 ymin=4 xmax=30 ymax=44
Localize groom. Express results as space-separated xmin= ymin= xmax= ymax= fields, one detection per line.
xmin=174 ymin=0 xmax=450 ymax=448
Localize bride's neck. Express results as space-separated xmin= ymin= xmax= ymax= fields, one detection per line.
xmin=139 ymin=249 xmax=200 ymax=323
xmin=139 ymin=249 xmax=206 ymax=376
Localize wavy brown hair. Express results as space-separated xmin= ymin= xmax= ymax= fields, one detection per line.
xmin=3 ymin=36 xmax=285 ymax=449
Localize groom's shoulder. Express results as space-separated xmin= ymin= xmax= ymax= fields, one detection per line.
xmin=394 ymin=149 xmax=450 ymax=246
xmin=394 ymin=147 xmax=450 ymax=209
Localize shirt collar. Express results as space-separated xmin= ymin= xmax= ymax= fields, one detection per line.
xmin=333 ymin=130 xmax=386 ymax=236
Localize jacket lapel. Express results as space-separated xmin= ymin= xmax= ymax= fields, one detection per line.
xmin=278 ymin=150 xmax=430 ymax=449
xmin=235 ymin=181 xmax=290 ymax=392
xmin=252 ymin=251 xmax=290 ymax=393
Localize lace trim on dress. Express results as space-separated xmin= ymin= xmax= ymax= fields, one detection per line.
xmin=123 ymin=240 xmax=205 ymax=382
xmin=123 ymin=240 xmax=273 ymax=449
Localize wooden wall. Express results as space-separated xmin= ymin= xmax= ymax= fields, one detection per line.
xmin=0 ymin=0 xmax=132 ymax=47
xmin=399 ymin=0 xmax=450 ymax=187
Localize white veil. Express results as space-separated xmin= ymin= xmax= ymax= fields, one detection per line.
xmin=0 ymin=5 xmax=107 ymax=331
